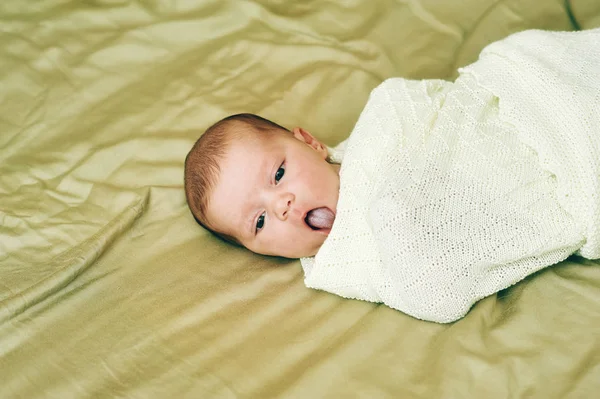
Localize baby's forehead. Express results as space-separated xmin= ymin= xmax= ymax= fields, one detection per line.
xmin=207 ymin=134 xmax=268 ymax=210
xmin=209 ymin=121 xmax=288 ymax=197
xmin=221 ymin=127 xmax=277 ymax=160
xmin=205 ymin=162 xmax=256 ymax=241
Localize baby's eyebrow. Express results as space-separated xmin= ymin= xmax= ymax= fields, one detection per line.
xmin=245 ymin=213 xmax=254 ymax=237
xmin=240 ymin=154 xmax=272 ymax=239
xmin=242 ymin=198 xmax=258 ymax=239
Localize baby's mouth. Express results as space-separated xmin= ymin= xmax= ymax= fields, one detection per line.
xmin=304 ymin=207 xmax=335 ymax=231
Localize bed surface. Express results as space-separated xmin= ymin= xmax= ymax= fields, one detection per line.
xmin=1 ymin=1 xmax=599 ymax=397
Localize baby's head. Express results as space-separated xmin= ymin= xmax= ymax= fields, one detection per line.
xmin=184 ymin=114 xmax=340 ymax=258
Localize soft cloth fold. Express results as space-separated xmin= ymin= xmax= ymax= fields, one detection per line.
xmin=301 ymin=29 xmax=600 ymax=323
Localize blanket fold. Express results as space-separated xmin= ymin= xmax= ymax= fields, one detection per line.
xmin=301 ymin=29 xmax=600 ymax=323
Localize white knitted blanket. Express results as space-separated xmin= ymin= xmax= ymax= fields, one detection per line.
xmin=300 ymin=29 xmax=600 ymax=323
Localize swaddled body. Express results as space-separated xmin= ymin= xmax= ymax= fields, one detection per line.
xmin=301 ymin=29 xmax=600 ymax=323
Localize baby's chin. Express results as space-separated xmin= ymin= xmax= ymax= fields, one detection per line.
xmin=291 ymin=234 xmax=330 ymax=258
xmin=253 ymin=237 xmax=328 ymax=259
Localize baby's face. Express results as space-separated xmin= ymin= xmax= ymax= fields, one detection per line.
xmin=206 ymin=127 xmax=340 ymax=258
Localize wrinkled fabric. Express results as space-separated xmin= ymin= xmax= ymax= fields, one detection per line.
xmin=1 ymin=1 xmax=600 ymax=398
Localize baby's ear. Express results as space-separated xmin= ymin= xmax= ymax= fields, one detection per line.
xmin=292 ymin=127 xmax=328 ymax=159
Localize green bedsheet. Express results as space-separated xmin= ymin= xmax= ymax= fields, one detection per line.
xmin=1 ymin=0 xmax=599 ymax=397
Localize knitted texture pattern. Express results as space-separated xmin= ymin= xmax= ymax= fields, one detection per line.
xmin=300 ymin=29 xmax=599 ymax=323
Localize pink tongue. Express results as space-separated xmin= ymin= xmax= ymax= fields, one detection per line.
xmin=306 ymin=207 xmax=335 ymax=230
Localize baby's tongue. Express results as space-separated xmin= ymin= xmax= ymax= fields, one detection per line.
xmin=306 ymin=207 xmax=335 ymax=230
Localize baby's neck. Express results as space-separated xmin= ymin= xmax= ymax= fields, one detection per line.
xmin=330 ymin=163 xmax=341 ymax=176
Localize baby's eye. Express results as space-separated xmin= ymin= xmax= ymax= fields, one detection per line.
xmin=275 ymin=164 xmax=285 ymax=184
xmin=256 ymin=213 xmax=265 ymax=233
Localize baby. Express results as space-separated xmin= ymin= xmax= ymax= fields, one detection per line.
xmin=185 ymin=29 xmax=600 ymax=323
xmin=184 ymin=113 xmax=342 ymax=259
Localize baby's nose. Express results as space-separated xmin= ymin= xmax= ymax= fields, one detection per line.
xmin=274 ymin=193 xmax=294 ymax=221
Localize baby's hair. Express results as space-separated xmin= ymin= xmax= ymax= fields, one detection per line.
xmin=184 ymin=113 xmax=289 ymax=244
